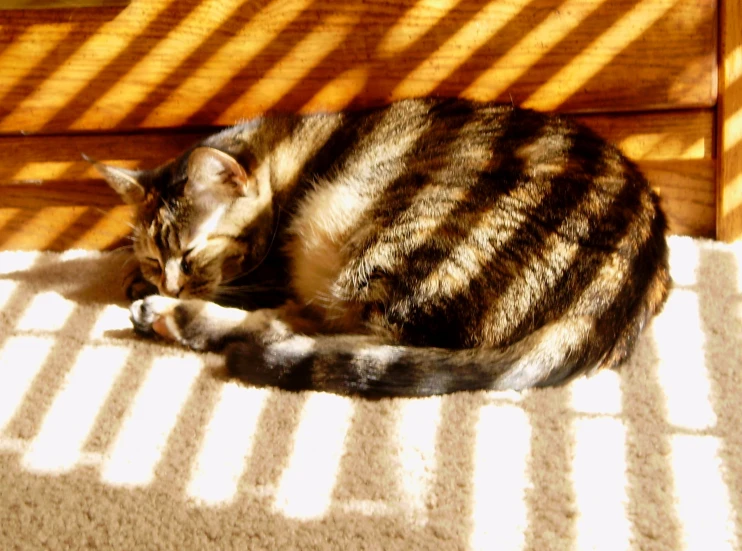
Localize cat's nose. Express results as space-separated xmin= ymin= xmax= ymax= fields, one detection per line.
xmin=161 ymin=283 xmax=183 ymax=298
xmin=163 ymin=259 xmax=184 ymax=297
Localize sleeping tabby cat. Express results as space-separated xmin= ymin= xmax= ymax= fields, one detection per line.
xmin=94 ymin=97 xmax=670 ymax=397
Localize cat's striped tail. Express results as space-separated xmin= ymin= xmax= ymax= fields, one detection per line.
xmin=225 ymin=316 xmax=615 ymax=397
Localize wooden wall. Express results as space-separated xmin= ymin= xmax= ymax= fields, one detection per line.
xmin=0 ymin=0 xmax=720 ymax=249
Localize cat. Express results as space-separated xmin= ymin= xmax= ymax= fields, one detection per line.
xmin=93 ymin=97 xmax=671 ymax=397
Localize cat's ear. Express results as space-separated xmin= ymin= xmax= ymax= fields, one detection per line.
xmin=84 ymin=154 xmax=146 ymax=204
xmin=186 ymin=147 xmax=257 ymax=200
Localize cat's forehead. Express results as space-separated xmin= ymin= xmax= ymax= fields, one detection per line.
xmin=142 ymin=199 xmax=227 ymax=255
xmin=137 ymin=201 xmax=187 ymax=253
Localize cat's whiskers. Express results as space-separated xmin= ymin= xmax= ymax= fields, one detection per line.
xmin=109 ymin=243 xmax=134 ymax=255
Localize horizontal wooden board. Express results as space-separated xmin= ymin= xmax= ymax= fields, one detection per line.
xmin=0 ymin=131 xmax=206 ymax=250
xmin=0 ymin=0 xmax=717 ymax=134
xmin=577 ymin=110 xmax=717 ymax=237
xmin=0 ymin=110 xmax=716 ymax=248
xmin=0 ymin=109 xmax=715 ymax=250
xmin=0 ymin=0 xmax=129 ymax=9
xmin=0 ymin=110 xmax=715 ymax=250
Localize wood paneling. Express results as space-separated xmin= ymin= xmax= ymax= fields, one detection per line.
xmin=717 ymin=0 xmax=742 ymax=241
xmin=0 ymin=0 xmax=717 ymax=135
xmin=0 ymin=0 xmax=129 ymax=9
xmin=578 ymin=110 xmax=716 ymax=237
xmin=0 ymin=131 xmax=206 ymax=250
xmin=0 ymin=109 xmax=715 ymax=250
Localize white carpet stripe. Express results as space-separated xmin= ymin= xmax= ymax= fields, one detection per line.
xmin=395 ymin=397 xmax=442 ymax=522
xmin=22 ymin=345 xmax=129 ymax=473
xmin=16 ymin=292 xmax=75 ymax=332
xmin=101 ymin=356 xmax=202 ymax=487
xmin=668 ymin=237 xmax=701 ymax=286
xmin=0 ymin=336 xmax=55 ymax=433
xmin=88 ymin=304 xmax=132 ymax=339
xmin=0 ymin=251 xmax=39 ymax=274
xmin=572 ymin=417 xmax=630 ymax=551
xmin=671 ymin=435 xmax=738 ymax=551
xmin=570 ymin=369 xmax=623 ymax=415
xmin=273 ymin=393 xmax=354 ymax=520
xmin=653 ymin=290 xmax=717 ymax=430
xmin=469 ymin=404 xmax=531 ymax=551
xmin=0 ymin=280 xmax=18 ymax=312
xmin=187 ymin=385 xmax=271 ymax=506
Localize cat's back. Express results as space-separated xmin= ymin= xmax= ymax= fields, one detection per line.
xmin=285 ymin=98 xmax=668 ymax=351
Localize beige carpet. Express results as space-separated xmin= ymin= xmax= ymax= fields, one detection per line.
xmin=0 ymin=236 xmax=741 ymax=551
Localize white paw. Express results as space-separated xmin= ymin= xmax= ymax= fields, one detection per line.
xmin=129 ymin=295 xmax=180 ymax=337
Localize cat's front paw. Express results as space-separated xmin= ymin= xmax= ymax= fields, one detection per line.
xmin=130 ymin=295 xmax=180 ymax=338
xmin=129 ymin=295 xmax=243 ymax=351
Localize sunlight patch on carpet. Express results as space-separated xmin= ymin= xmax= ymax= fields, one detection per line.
xmin=0 ymin=280 xmax=19 ymax=312
xmin=187 ymin=384 xmax=271 ymax=506
xmin=0 ymin=251 xmax=39 ymax=275
xmin=16 ymin=292 xmax=75 ymax=332
xmin=101 ymin=355 xmax=202 ymax=487
xmin=89 ymin=304 xmax=132 ymax=338
xmin=570 ymin=369 xmax=622 ymax=415
xmin=652 ymin=290 xmax=716 ymax=430
xmin=273 ymin=393 xmax=354 ymax=520
xmin=671 ymin=435 xmax=738 ymax=551
xmin=572 ymin=417 xmax=630 ymax=551
xmin=23 ymin=345 xmax=129 ymax=473
xmin=469 ymin=404 xmax=531 ymax=551
xmin=0 ymin=336 xmax=55 ymax=433
xmin=395 ymin=396 xmax=442 ymax=522
xmin=668 ymin=237 xmax=701 ymax=286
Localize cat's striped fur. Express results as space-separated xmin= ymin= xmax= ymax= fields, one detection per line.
xmin=97 ymin=97 xmax=670 ymax=397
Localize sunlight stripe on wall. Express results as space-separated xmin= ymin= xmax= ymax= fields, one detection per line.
xmin=101 ymin=355 xmax=202 ymax=487
xmin=463 ymin=0 xmax=605 ymax=101
xmin=237 ymin=11 xmax=361 ymax=114
xmin=273 ymin=393 xmax=354 ymax=520
xmin=143 ymin=0 xmax=316 ymax=125
xmin=395 ymin=396 xmax=441 ymax=522
xmin=671 ymin=435 xmax=738 ymax=551
xmin=0 ymin=2 xmax=164 ymax=130
xmin=187 ymin=385 xmax=271 ymax=506
xmin=391 ymin=0 xmax=522 ymax=98
xmin=572 ymin=417 xmax=630 ymax=551
xmin=0 ymin=336 xmax=55 ymax=433
xmin=526 ymin=0 xmax=677 ymax=110
xmin=652 ymin=289 xmax=717 ymax=430
xmin=16 ymin=292 xmax=75 ymax=332
xmin=22 ymin=345 xmax=129 ymax=473
xmin=72 ymin=0 xmax=228 ymax=129
xmin=469 ymin=404 xmax=531 ymax=551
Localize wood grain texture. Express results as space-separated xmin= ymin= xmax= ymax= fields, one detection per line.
xmin=0 ymin=0 xmax=129 ymax=8
xmin=0 ymin=0 xmax=717 ymax=134
xmin=717 ymin=0 xmax=742 ymax=241
xmin=0 ymin=110 xmax=715 ymax=250
xmin=0 ymin=132 xmax=207 ymax=250
xmin=578 ymin=110 xmax=716 ymax=237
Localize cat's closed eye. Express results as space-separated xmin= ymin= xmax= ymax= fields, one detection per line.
xmin=143 ymin=256 xmax=161 ymax=269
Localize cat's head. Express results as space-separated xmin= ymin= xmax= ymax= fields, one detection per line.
xmin=94 ymin=147 xmax=274 ymax=299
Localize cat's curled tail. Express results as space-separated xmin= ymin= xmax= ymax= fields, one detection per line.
xmin=225 ymin=315 xmax=622 ymax=397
